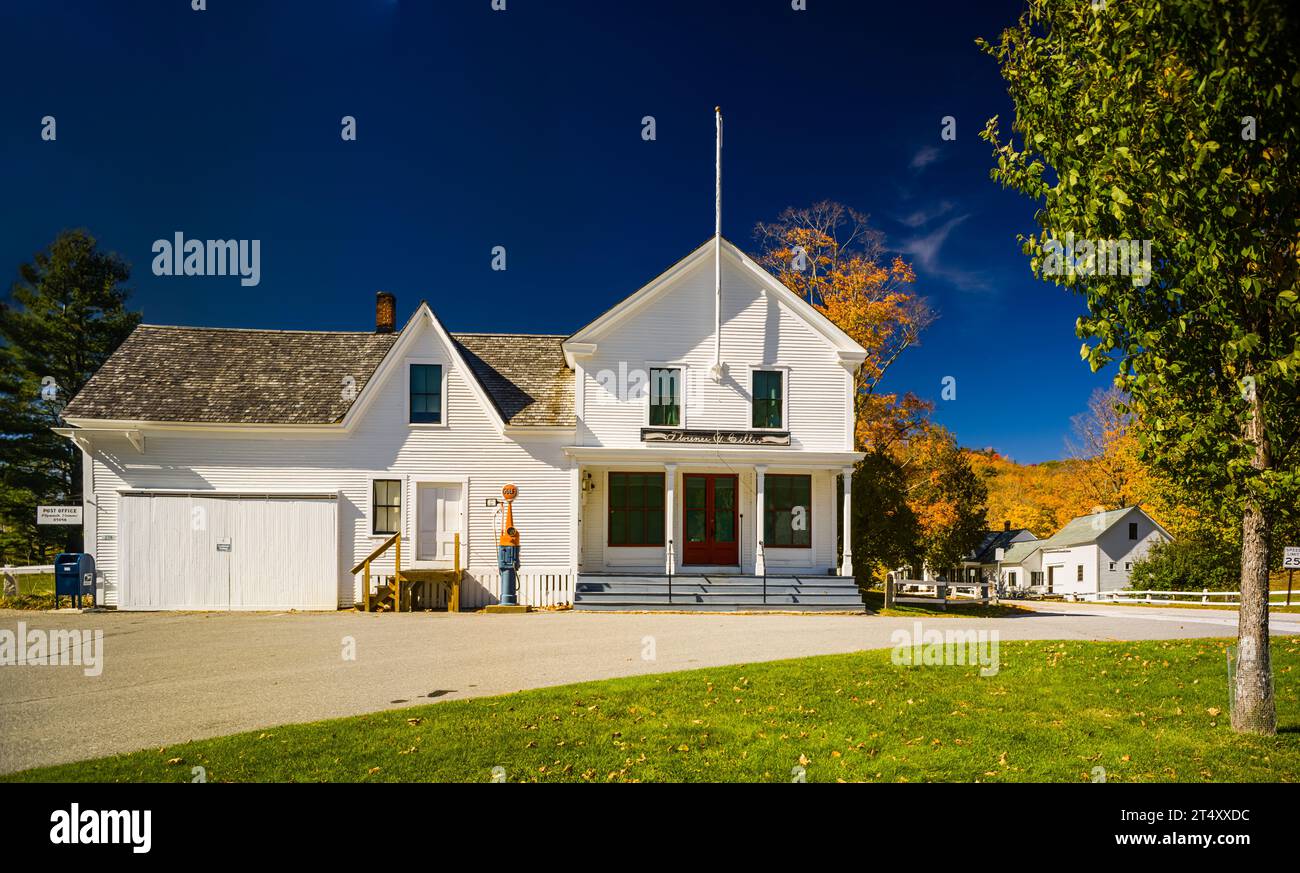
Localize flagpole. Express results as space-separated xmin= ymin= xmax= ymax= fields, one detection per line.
xmin=712 ymin=106 xmax=723 ymax=380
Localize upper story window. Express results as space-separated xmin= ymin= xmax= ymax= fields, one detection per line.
xmin=409 ymin=364 xmax=443 ymax=424
xmin=372 ymin=479 xmax=401 ymax=536
xmin=752 ymin=369 xmax=784 ymax=429
xmin=648 ymin=367 xmax=681 ymax=427
xmin=1128 ymin=521 xmax=1138 ymax=540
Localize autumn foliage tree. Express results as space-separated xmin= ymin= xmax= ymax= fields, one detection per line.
xmin=754 ymin=202 xmax=987 ymax=590
xmin=754 ymin=201 xmax=934 ymax=451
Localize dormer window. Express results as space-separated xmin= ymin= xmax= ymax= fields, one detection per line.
xmin=648 ymin=367 xmax=681 ymax=427
xmin=409 ymin=363 xmax=443 ymax=424
xmin=752 ymin=369 xmax=784 ymax=429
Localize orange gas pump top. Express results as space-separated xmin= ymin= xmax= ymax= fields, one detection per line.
xmin=499 ymin=484 xmax=520 ymax=547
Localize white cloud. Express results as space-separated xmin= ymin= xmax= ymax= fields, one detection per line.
xmin=909 ymin=145 xmax=941 ymax=171
xmin=898 ymin=200 xmax=955 ymax=228
xmin=897 ymin=214 xmax=990 ymax=291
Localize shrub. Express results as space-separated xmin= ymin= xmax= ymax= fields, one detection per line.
xmin=1130 ymin=538 xmax=1240 ymax=592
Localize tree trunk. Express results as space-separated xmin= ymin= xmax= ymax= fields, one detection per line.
xmin=1232 ymin=387 xmax=1275 ymax=735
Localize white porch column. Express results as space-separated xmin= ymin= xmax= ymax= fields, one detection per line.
xmin=754 ymin=465 xmax=767 ymax=576
xmin=663 ymin=463 xmax=677 ymax=575
xmin=840 ymin=466 xmax=855 ymax=577
xmin=570 ymin=462 xmax=582 ymax=577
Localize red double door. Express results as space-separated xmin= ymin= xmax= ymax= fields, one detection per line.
xmin=682 ymin=474 xmax=738 ymax=566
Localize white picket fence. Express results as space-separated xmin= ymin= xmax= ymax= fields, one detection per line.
xmin=1076 ymin=589 xmax=1295 ymax=606
xmin=459 ymin=567 xmax=575 ymax=609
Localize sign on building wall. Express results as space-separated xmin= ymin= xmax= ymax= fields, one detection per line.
xmin=37 ymin=506 xmax=83 ymax=525
xmin=641 ymin=428 xmax=791 ymax=446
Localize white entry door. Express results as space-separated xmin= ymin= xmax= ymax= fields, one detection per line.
xmin=416 ymin=483 xmax=463 ymax=564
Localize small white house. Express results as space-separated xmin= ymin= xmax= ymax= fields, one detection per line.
xmin=59 ymin=237 xmax=867 ymax=611
xmin=999 ymin=506 xmax=1172 ymax=596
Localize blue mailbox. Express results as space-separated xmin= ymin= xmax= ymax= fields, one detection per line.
xmin=54 ymin=552 xmax=96 ymax=608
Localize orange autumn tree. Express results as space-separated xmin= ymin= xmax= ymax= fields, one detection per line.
xmin=753 ymin=201 xmax=934 ymax=452
xmin=754 ymin=202 xmax=986 ymax=589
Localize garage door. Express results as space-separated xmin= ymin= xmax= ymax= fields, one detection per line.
xmin=118 ymin=492 xmax=339 ymax=611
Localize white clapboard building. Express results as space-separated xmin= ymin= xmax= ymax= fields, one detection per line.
xmin=59 ymin=236 xmax=869 ymax=611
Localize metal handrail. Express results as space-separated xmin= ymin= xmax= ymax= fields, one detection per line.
xmin=666 ymin=539 xmax=674 ymax=604
xmin=759 ymin=540 xmax=767 ymax=604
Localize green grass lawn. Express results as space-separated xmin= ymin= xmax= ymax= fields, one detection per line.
xmin=861 ymin=588 xmax=1032 ymax=617
xmin=0 ymin=572 xmax=56 ymax=610
xmin=7 ymin=637 xmax=1299 ymax=783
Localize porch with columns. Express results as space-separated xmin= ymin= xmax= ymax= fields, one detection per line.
xmin=565 ymin=447 xmax=859 ymax=582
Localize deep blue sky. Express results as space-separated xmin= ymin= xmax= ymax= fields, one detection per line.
xmin=1 ymin=0 xmax=1106 ymax=463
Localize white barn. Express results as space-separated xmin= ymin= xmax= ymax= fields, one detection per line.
xmin=59 ymin=238 xmax=868 ymax=611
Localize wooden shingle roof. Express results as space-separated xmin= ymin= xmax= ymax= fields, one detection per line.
xmin=452 ymin=333 xmax=573 ymax=428
xmin=63 ymin=324 xmax=575 ymax=427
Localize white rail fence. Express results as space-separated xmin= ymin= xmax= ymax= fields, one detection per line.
xmin=1074 ymin=589 xmax=1295 ymax=606
xmin=2 ymin=564 xmax=55 ymax=597
xmin=891 ymin=579 xmax=994 ymax=607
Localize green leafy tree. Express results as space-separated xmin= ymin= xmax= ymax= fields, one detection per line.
xmin=1131 ymin=537 xmax=1243 ymax=593
xmin=980 ymin=0 xmax=1299 ymax=732
xmin=0 ymin=229 xmax=139 ymax=563
xmin=850 ymin=449 xmax=921 ymax=602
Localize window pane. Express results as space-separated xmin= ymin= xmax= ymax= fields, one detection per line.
xmin=686 ymin=509 xmax=706 ymax=542
xmin=409 ymin=365 xmax=443 ymax=423
xmin=752 ymin=371 xmax=783 ymax=428
xmin=764 ymin=474 xmax=810 ymax=548
xmin=608 ymin=472 xmax=663 ymax=545
xmin=646 ymin=508 xmax=663 ymax=544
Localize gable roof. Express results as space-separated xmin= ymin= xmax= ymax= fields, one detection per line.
xmin=1001 ymin=506 xmax=1172 ymax=563
xmin=1001 ymin=539 xmax=1045 ymax=565
xmin=965 ymin=528 xmax=1037 ymax=564
xmin=1042 ymin=506 xmax=1143 ymax=548
xmin=563 ymin=237 xmax=868 ymax=364
xmin=453 ymin=333 xmax=573 ymax=427
xmin=63 ymin=322 xmax=574 ymax=428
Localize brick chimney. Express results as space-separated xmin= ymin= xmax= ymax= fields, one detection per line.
xmin=375 ymin=291 xmax=396 ymax=334
xmin=1004 ymin=520 xmax=1011 ymax=532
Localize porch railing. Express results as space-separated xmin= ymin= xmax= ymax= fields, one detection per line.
xmin=666 ymin=539 xmax=674 ymax=604
xmin=350 ymin=532 xmax=402 ymax=612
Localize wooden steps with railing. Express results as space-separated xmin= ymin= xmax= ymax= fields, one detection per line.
xmin=350 ymin=532 xmax=462 ymax=612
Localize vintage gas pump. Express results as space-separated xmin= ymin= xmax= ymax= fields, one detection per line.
xmin=497 ymin=484 xmax=520 ymax=606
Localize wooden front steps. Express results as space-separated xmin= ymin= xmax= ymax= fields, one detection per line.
xmin=351 ymin=533 xmax=463 ymax=612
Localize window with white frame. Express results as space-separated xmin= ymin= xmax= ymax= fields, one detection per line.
xmin=372 ymin=479 xmax=401 ymax=536
xmin=752 ymin=369 xmax=784 ymax=429
xmin=648 ymin=367 xmax=681 ymax=427
xmin=409 ymin=363 xmax=443 ymax=424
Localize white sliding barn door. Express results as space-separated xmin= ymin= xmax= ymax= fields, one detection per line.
xmin=118 ymin=492 xmax=338 ymax=611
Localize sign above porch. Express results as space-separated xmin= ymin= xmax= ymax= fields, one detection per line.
xmin=640 ymin=427 xmax=790 ymax=446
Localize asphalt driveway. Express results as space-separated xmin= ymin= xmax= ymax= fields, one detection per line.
xmin=2 ymin=603 xmax=1298 ymax=774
